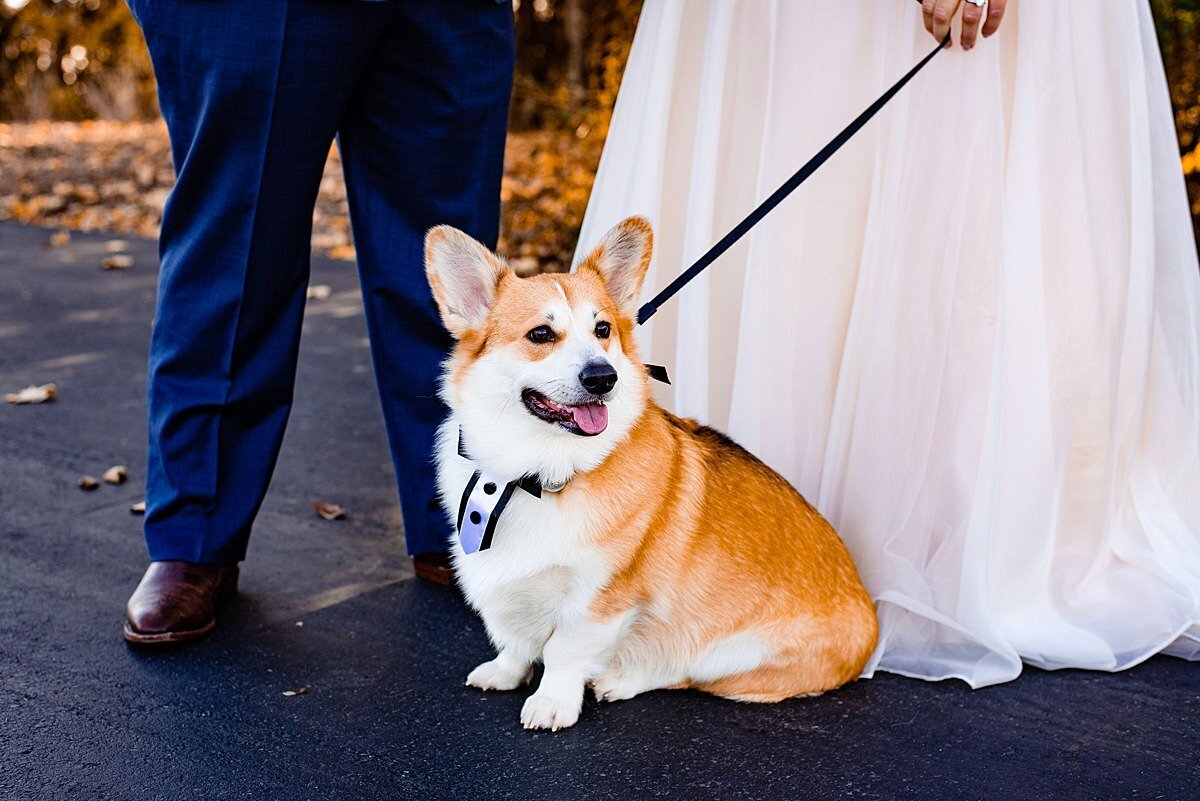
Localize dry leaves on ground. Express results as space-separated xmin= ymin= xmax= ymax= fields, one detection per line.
xmin=281 ymin=687 xmax=309 ymax=697
xmin=0 ymin=121 xmax=172 ymax=240
xmin=129 ymin=500 xmax=146 ymax=514
xmin=0 ymin=121 xmax=606 ymax=271
xmin=102 ymin=465 xmax=127 ymax=485
xmin=79 ymin=475 xmax=99 ymax=490
xmin=313 ymin=502 xmax=346 ymax=521
xmin=100 ymin=254 xmax=133 ymax=270
xmin=0 ymin=120 xmax=355 ymax=259
xmin=5 ymin=383 xmax=56 ymax=404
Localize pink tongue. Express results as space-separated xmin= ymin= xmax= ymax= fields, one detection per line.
xmin=570 ymin=403 xmax=609 ymax=435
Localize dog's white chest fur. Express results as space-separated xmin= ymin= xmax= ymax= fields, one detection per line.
xmin=434 ymin=418 xmax=611 ymax=623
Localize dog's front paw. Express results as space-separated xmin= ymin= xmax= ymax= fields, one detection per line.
xmin=520 ymin=692 xmax=581 ymax=731
xmin=466 ymin=657 xmax=531 ymax=691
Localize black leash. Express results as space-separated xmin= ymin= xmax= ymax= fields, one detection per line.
xmin=636 ymin=32 xmax=951 ymax=326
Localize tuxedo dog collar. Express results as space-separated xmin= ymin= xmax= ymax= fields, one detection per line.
xmin=455 ymin=430 xmax=559 ymax=554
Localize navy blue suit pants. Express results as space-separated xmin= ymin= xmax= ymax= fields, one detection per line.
xmin=127 ymin=0 xmax=514 ymax=562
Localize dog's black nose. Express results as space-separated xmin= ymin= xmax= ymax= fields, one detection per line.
xmin=579 ymin=362 xmax=618 ymax=396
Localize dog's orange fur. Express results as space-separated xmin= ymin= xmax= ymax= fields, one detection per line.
xmin=577 ymin=410 xmax=878 ymax=699
xmin=435 ymin=218 xmax=877 ymax=702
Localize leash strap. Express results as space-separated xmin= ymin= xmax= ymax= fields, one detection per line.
xmin=636 ymin=33 xmax=950 ymax=326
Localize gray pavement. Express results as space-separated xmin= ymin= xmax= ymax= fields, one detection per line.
xmin=1 ymin=221 xmax=1197 ymax=801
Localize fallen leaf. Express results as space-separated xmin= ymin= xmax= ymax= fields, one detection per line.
xmin=281 ymin=687 xmax=309 ymax=697
xmin=49 ymin=230 xmax=71 ymax=247
xmin=129 ymin=500 xmax=146 ymax=514
xmin=313 ymin=502 xmax=346 ymax=521
xmin=79 ymin=476 xmax=99 ymax=490
xmin=33 ymin=194 xmax=67 ymax=215
xmin=5 ymin=384 xmax=56 ymax=404
xmin=103 ymin=240 xmax=128 ymax=253
xmin=294 ymin=621 xmax=304 ymax=628
xmin=100 ymin=254 xmax=134 ymax=270
xmin=102 ymin=465 xmax=128 ymax=485
xmin=306 ymin=284 xmax=332 ymax=301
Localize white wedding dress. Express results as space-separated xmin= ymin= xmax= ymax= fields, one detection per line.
xmin=575 ymin=0 xmax=1200 ymax=687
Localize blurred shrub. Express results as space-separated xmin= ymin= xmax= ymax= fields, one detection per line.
xmin=0 ymin=0 xmax=643 ymax=132
xmin=0 ymin=0 xmax=155 ymax=120
xmin=509 ymin=0 xmax=641 ymax=138
xmin=1152 ymin=0 xmax=1200 ymax=248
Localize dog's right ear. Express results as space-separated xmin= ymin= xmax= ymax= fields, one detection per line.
xmin=425 ymin=226 xmax=508 ymax=338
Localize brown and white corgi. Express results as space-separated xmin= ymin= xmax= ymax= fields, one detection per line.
xmin=426 ymin=217 xmax=877 ymax=731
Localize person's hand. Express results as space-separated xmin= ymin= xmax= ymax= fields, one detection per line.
xmin=921 ymin=0 xmax=1008 ymax=51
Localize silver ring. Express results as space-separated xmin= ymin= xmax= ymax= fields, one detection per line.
xmin=964 ymin=0 xmax=986 ymax=6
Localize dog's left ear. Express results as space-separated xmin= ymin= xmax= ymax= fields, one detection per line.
xmin=425 ymin=226 xmax=508 ymax=338
xmin=579 ymin=216 xmax=653 ymax=319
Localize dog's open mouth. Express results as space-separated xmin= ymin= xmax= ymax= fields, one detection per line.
xmin=521 ymin=389 xmax=608 ymax=436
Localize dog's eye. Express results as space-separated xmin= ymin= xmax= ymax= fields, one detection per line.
xmin=594 ymin=321 xmax=611 ymax=339
xmin=527 ymin=325 xmax=556 ymax=344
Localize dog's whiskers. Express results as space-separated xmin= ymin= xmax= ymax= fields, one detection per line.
xmin=493 ymin=393 xmax=515 ymax=424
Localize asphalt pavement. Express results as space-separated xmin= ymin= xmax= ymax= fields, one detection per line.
xmin=1 ymin=222 xmax=1197 ymax=801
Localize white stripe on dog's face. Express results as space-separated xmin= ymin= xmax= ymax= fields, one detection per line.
xmin=523 ymin=282 xmax=615 ymax=407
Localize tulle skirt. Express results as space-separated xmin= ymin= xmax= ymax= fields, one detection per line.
xmin=575 ymin=0 xmax=1200 ymax=686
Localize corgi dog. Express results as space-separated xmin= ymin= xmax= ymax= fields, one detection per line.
xmin=426 ymin=217 xmax=877 ymax=731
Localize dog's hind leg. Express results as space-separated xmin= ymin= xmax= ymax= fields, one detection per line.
xmin=590 ymin=663 xmax=690 ymax=702
xmin=693 ymin=660 xmax=836 ymax=702
xmin=691 ymin=631 xmax=869 ymax=702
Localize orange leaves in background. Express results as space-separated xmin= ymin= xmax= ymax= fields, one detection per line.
xmin=499 ymin=129 xmax=604 ymax=274
xmin=2 ymin=0 xmax=1195 ymax=254
xmin=0 ymin=119 xmax=606 ymax=272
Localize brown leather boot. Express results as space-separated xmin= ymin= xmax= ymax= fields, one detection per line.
xmin=412 ymin=552 xmax=451 ymax=586
xmin=124 ymin=561 xmax=240 ymax=645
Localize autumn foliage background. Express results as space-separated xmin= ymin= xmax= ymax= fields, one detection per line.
xmin=1 ymin=0 xmax=1199 ymax=265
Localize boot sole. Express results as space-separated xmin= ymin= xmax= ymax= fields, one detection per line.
xmin=123 ymin=617 xmax=216 ymax=645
